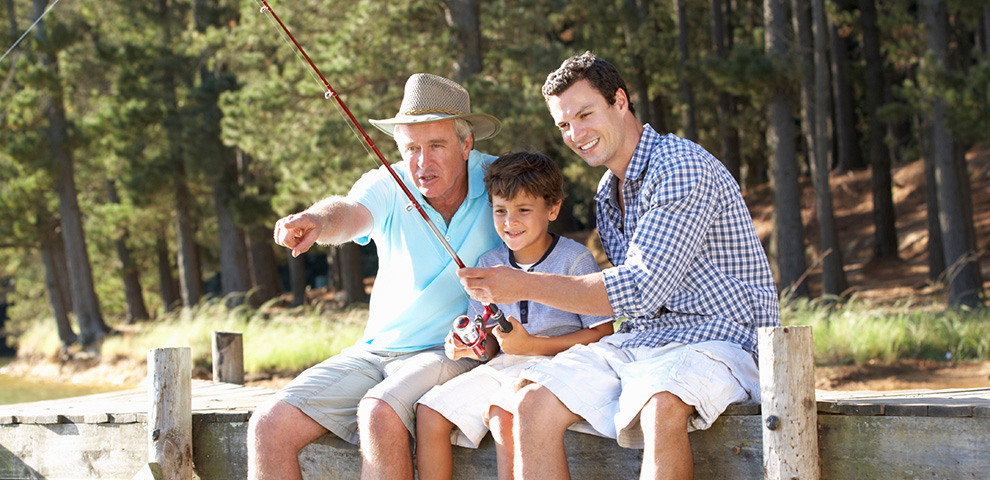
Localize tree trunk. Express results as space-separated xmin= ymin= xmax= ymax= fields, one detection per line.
xmin=859 ymin=0 xmax=899 ymax=259
xmin=711 ymin=0 xmax=742 ymax=183
xmin=246 ymin=225 xmax=282 ymax=306
xmin=156 ymin=233 xmax=180 ymax=311
xmin=829 ymin=19 xmax=862 ymax=172
xmin=984 ymin=6 xmax=990 ymax=61
xmin=923 ymin=0 xmax=984 ymax=307
xmin=339 ymin=243 xmax=369 ymax=304
xmin=214 ymin=178 xmax=252 ymax=307
xmin=288 ymin=251 xmax=307 ymax=307
xmin=811 ymin=0 xmax=849 ymax=297
xmin=767 ymin=0 xmax=809 ymax=298
xmin=675 ymin=0 xmax=698 ymax=141
xmin=107 ymin=180 xmax=150 ymax=323
xmin=923 ymin=139 xmax=946 ymax=282
xmin=34 ymin=0 xmax=108 ymax=346
xmin=159 ymin=0 xmax=201 ymax=308
xmin=38 ymin=215 xmax=76 ymax=348
xmin=440 ymin=0 xmax=482 ymax=81
xmin=621 ymin=0 xmax=657 ymax=127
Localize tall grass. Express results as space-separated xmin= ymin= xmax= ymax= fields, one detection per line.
xmin=782 ymin=297 xmax=990 ymax=365
xmin=13 ymin=295 xmax=990 ymax=375
xmin=16 ymin=296 xmax=367 ymax=376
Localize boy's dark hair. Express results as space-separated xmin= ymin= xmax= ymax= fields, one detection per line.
xmin=484 ymin=152 xmax=564 ymax=207
xmin=542 ymin=51 xmax=635 ymax=115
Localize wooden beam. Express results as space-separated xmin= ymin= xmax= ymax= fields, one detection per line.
xmin=759 ymin=325 xmax=820 ymax=479
xmin=211 ymin=331 xmax=244 ymax=385
xmin=148 ymin=347 xmax=192 ymax=480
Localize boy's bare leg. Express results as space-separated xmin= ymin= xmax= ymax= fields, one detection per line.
xmin=248 ymin=400 xmax=329 ymax=480
xmin=514 ymin=384 xmax=581 ymax=480
xmin=415 ymin=404 xmax=455 ymax=480
xmin=639 ymin=392 xmax=694 ymax=480
xmin=488 ymin=406 xmax=515 ymax=480
xmin=359 ymin=398 xmax=414 ymax=480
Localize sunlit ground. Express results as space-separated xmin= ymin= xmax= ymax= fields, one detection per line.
xmin=0 ymin=357 xmax=129 ymax=406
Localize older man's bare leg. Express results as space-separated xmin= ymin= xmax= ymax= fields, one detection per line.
xmin=247 ymin=399 xmax=328 ymax=480
xmin=639 ymin=392 xmax=695 ymax=480
xmin=358 ymin=398 xmax=414 ymax=480
xmin=514 ymin=384 xmax=581 ymax=480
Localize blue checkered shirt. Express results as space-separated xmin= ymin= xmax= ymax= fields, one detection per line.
xmin=598 ymin=126 xmax=780 ymax=356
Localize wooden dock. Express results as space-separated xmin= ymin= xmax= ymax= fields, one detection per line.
xmin=1 ymin=380 xmax=988 ymax=479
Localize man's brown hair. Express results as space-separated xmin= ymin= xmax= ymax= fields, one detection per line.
xmin=542 ymin=51 xmax=635 ymax=115
xmin=484 ymin=152 xmax=564 ymax=207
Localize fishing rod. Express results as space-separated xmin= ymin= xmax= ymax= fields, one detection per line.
xmin=257 ymin=1 xmax=511 ymax=347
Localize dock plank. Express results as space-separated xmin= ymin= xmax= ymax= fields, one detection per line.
xmin=2 ymin=383 xmax=989 ymax=479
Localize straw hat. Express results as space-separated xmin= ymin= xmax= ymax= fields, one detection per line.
xmin=369 ymin=74 xmax=501 ymax=141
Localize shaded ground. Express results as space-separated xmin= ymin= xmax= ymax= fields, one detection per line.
xmin=747 ymin=148 xmax=990 ymax=391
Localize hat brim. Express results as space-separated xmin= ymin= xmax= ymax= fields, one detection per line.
xmin=369 ymin=113 xmax=501 ymax=141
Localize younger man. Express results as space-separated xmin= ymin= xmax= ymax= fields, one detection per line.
xmin=415 ymin=152 xmax=614 ymax=480
xmin=458 ymin=53 xmax=781 ymax=479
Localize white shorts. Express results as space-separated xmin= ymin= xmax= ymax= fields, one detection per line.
xmin=518 ymin=334 xmax=760 ymax=449
xmin=416 ymin=353 xmax=548 ymax=448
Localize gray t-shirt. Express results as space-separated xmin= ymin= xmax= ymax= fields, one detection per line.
xmin=468 ymin=234 xmax=612 ymax=336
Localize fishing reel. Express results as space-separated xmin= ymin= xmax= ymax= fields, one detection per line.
xmin=452 ymin=315 xmax=488 ymax=361
xmin=450 ymin=304 xmax=512 ymax=362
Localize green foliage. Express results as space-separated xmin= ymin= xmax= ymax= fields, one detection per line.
xmin=2 ymin=0 xmax=989 ymax=350
xmin=16 ymin=297 xmax=366 ymax=375
xmin=783 ymin=299 xmax=990 ymax=365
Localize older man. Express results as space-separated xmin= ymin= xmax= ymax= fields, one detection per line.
xmin=251 ymin=74 xmax=503 ymax=480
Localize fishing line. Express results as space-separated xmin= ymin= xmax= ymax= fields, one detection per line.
xmin=255 ymin=0 xmax=510 ymax=331
xmin=0 ymin=0 xmax=63 ymax=66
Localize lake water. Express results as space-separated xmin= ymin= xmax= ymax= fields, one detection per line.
xmin=0 ymin=357 xmax=131 ymax=406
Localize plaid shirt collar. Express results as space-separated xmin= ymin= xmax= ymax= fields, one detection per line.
xmin=595 ymin=124 xmax=661 ymax=206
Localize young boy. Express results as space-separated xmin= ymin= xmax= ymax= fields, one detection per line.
xmin=414 ymin=151 xmax=614 ymax=480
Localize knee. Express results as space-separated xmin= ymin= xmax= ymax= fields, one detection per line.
xmin=415 ymin=404 xmax=451 ymax=436
xmin=248 ymin=399 xmax=299 ymax=448
xmin=358 ymin=398 xmax=401 ymax=431
xmin=515 ymin=384 xmax=571 ymax=427
xmin=487 ymin=406 xmax=513 ymax=438
xmin=642 ymin=392 xmax=693 ymax=429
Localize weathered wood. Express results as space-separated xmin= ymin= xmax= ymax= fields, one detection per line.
xmin=759 ymin=325 xmax=819 ymax=479
xmin=3 ymin=381 xmax=990 ymax=479
xmin=818 ymin=414 xmax=990 ymax=478
xmin=211 ymin=331 xmax=244 ymax=385
xmin=148 ymin=347 xmax=192 ymax=480
xmin=129 ymin=463 xmax=163 ymax=480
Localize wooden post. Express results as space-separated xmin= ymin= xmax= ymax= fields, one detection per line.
xmin=759 ymin=326 xmax=819 ymax=479
xmin=212 ymin=331 xmax=244 ymax=384
xmin=148 ymin=347 xmax=192 ymax=480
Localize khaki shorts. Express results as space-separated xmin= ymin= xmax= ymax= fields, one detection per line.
xmin=274 ymin=345 xmax=477 ymax=445
xmin=519 ymin=333 xmax=760 ymax=449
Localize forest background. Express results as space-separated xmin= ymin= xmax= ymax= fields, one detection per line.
xmin=1 ymin=0 xmax=989 ymax=380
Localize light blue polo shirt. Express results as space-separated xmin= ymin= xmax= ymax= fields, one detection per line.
xmin=348 ymin=150 xmax=502 ymax=352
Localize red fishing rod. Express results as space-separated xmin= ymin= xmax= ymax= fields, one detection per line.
xmin=257 ymin=1 xmax=510 ymax=355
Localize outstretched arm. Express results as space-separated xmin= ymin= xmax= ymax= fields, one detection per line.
xmin=273 ymin=196 xmax=373 ymax=257
xmin=457 ymin=265 xmax=614 ymax=317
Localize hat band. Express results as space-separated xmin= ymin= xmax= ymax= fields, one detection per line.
xmin=399 ymin=107 xmax=464 ymax=116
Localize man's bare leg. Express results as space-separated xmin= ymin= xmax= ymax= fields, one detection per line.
xmin=514 ymin=384 xmax=581 ymax=480
xmin=488 ymin=406 xmax=514 ymax=480
xmin=415 ymin=404 xmax=454 ymax=480
xmin=358 ymin=398 xmax=414 ymax=480
xmin=639 ymin=392 xmax=695 ymax=480
xmin=248 ymin=399 xmax=329 ymax=480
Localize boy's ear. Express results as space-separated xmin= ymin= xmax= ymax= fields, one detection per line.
xmin=548 ymin=200 xmax=562 ymax=222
